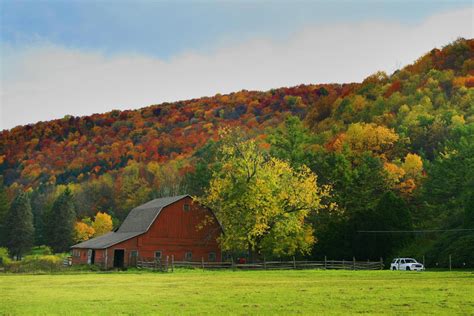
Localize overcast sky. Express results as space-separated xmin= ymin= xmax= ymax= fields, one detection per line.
xmin=1 ymin=1 xmax=473 ymax=131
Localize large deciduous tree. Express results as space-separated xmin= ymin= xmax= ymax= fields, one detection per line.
xmin=197 ymin=129 xmax=331 ymax=259
xmin=5 ymin=192 xmax=34 ymax=259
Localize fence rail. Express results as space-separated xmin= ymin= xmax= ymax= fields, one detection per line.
xmin=137 ymin=258 xmax=169 ymax=272
xmin=136 ymin=256 xmax=384 ymax=272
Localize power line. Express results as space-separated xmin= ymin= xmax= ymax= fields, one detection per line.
xmin=358 ymin=228 xmax=474 ymax=233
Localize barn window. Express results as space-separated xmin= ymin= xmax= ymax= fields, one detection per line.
xmin=155 ymin=251 xmax=162 ymax=260
xmin=185 ymin=252 xmax=192 ymax=261
xmin=131 ymin=250 xmax=138 ymax=258
xmin=208 ymin=252 xmax=216 ymax=262
xmin=183 ymin=203 xmax=190 ymax=212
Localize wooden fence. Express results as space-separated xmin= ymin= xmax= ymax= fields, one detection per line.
xmin=137 ymin=256 xmax=384 ymax=272
xmin=137 ymin=258 xmax=169 ymax=272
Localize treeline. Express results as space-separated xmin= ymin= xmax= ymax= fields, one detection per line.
xmin=0 ymin=38 xmax=473 ymax=264
xmin=0 ymin=186 xmax=75 ymax=258
xmin=0 ymin=183 xmax=114 ymax=259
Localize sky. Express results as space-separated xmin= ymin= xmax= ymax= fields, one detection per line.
xmin=1 ymin=1 xmax=473 ymax=130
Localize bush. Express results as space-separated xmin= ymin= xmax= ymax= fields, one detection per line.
xmin=0 ymin=247 xmax=12 ymax=267
xmin=29 ymin=245 xmax=53 ymax=256
xmin=5 ymin=254 xmax=64 ymax=273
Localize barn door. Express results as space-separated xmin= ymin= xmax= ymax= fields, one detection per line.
xmin=113 ymin=250 xmax=125 ymax=268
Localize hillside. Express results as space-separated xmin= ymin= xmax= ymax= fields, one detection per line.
xmin=1 ymin=38 xmax=473 ymax=264
xmin=0 ymin=83 xmax=355 ymax=187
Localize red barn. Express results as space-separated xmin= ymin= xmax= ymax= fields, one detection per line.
xmin=71 ymin=195 xmax=223 ymax=268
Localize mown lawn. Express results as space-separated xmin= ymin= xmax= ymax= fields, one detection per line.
xmin=0 ymin=270 xmax=473 ymax=315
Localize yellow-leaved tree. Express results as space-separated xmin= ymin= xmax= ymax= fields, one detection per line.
xmin=196 ymin=129 xmax=332 ymax=259
xmin=74 ymin=221 xmax=95 ymax=242
xmin=331 ymin=123 xmax=399 ymax=157
xmin=92 ymin=212 xmax=113 ymax=237
xmin=402 ymin=153 xmax=423 ymax=179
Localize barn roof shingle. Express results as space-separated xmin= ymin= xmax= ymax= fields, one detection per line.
xmin=71 ymin=194 xmax=190 ymax=249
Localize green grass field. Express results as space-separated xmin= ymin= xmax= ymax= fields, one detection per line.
xmin=0 ymin=270 xmax=473 ymax=315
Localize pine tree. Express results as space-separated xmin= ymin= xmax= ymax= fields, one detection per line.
xmin=46 ymin=188 xmax=76 ymax=253
xmin=30 ymin=184 xmax=55 ymax=246
xmin=5 ymin=192 xmax=34 ymax=259
xmin=0 ymin=176 xmax=10 ymax=246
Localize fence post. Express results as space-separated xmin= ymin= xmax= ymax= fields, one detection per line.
xmin=263 ymin=256 xmax=266 ymax=270
xmin=231 ymin=256 xmax=235 ymax=270
xmin=293 ymin=256 xmax=296 ymax=269
xmin=171 ymin=255 xmax=174 ymax=272
xmin=380 ymin=257 xmax=383 ymax=270
xmin=449 ymin=254 xmax=452 ymax=271
xmin=166 ymin=256 xmax=169 ymax=272
xmin=201 ymin=257 xmax=205 ymax=270
xmin=342 ymin=259 xmax=345 ymax=270
xmin=353 ymin=257 xmax=355 ymax=270
xmin=422 ymin=255 xmax=425 ymax=268
xmin=324 ymin=256 xmax=327 ymax=270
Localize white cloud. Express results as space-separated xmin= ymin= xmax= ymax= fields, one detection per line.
xmin=1 ymin=7 xmax=472 ymax=130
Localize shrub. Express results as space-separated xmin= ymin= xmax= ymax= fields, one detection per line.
xmin=0 ymin=247 xmax=12 ymax=267
xmin=5 ymin=254 xmax=64 ymax=273
xmin=29 ymin=245 xmax=53 ymax=256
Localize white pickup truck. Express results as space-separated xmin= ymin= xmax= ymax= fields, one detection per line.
xmin=390 ymin=258 xmax=424 ymax=271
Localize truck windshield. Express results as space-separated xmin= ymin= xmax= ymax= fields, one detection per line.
xmin=405 ymin=259 xmax=416 ymax=263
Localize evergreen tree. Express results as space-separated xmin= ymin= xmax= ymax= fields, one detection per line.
xmin=30 ymin=184 xmax=55 ymax=246
xmin=5 ymin=192 xmax=34 ymax=259
xmin=0 ymin=177 xmax=10 ymax=246
xmin=45 ymin=188 xmax=76 ymax=253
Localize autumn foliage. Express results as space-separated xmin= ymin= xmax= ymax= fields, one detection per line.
xmin=0 ymin=38 xmax=473 ymax=262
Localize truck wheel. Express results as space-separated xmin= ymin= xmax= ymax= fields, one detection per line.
xmin=406 ymin=267 xmax=411 ymax=271
xmin=392 ymin=267 xmax=396 ymax=270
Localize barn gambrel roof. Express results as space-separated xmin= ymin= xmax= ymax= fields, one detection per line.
xmin=71 ymin=195 xmax=190 ymax=249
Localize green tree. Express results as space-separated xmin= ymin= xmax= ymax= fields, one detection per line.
xmin=5 ymin=192 xmax=34 ymax=259
xmin=310 ymin=150 xmax=390 ymax=259
xmin=45 ymin=188 xmax=76 ymax=253
xmin=197 ymin=129 xmax=331 ymax=259
xmin=116 ymin=162 xmax=152 ymax=220
xmin=184 ymin=140 xmax=221 ymax=195
xmin=269 ymin=115 xmax=314 ymax=167
xmin=0 ymin=176 xmax=10 ymax=246
xmin=353 ymin=191 xmax=412 ymax=259
xmin=30 ymin=184 xmax=56 ymax=246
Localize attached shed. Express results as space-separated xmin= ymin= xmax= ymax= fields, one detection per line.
xmin=71 ymin=195 xmax=222 ymax=268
